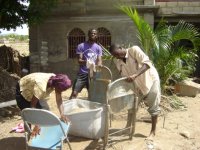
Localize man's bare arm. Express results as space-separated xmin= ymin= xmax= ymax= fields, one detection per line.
xmin=55 ymin=90 xmax=69 ymax=122
xmin=77 ymin=54 xmax=86 ymax=65
xmin=126 ymin=64 xmax=150 ymax=82
xmin=96 ymin=55 xmax=102 ymax=66
xmin=31 ymin=95 xmax=39 ymax=108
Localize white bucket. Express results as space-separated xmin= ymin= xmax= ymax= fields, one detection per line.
xmin=63 ymin=99 xmax=105 ymax=139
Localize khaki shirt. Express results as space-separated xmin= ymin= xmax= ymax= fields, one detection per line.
xmin=114 ymin=46 xmax=159 ymax=95
xmin=19 ymin=73 xmax=55 ymax=101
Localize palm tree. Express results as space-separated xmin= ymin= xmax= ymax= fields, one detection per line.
xmin=118 ymin=6 xmax=200 ymax=93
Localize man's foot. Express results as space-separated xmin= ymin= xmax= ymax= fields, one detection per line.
xmin=147 ymin=130 xmax=155 ymax=141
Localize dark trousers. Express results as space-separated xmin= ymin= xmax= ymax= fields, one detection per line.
xmin=15 ymin=82 xmax=42 ymax=110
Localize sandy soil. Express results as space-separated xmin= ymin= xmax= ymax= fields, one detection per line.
xmin=0 ymin=88 xmax=200 ymax=150
xmin=0 ymin=42 xmax=29 ymax=56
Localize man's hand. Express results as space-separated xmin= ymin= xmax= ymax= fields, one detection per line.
xmin=60 ymin=114 xmax=70 ymax=123
xmin=126 ymin=74 xmax=138 ymax=82
xmin=30 ymin=125 xmax=41 ymax=138
xmin=97 ymin=64 xmax=103 ymax=67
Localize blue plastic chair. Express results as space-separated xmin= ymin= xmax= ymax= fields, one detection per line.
xmin=21 ymin=108 xmax=72 ymax=150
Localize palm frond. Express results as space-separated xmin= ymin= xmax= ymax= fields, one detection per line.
xmin=98 ymin=43 xmax=113 ymax=60
xmin=170 ymin=20 xmax=199 ymax=43
xmin=118 ymin=6 xmax=158 ymax=59
xmin=154 ymin=19 xmax=172 ymax=54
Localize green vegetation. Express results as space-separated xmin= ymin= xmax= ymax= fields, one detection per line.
xmin=0 ymin=34 xmax=29 ymax=42
xmin=0 ymin=0 xmax=58 ymax=30
xmin=119 ymin=6 xmax=200 ymax=93
xmin=98 ymin=43 xmax=113 ymax=60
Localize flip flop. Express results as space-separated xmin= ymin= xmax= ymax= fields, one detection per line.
xmin=11 ymin=123 xmax=25 ymax=133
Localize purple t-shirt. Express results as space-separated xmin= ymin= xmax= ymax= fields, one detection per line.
xmin=76 ymin=42 xmax=102 ymax=74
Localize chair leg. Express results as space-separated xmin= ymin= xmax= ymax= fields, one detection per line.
xmin=103 ymin=104 xmax=110 ymax=149
xmin=130 ymin=96 xmax=138 ymax=140
xmin=66 ymin=139 xmax=72 ymax=150
xmin=25 ymin=132 xmax=29 ymax=150
xmin=60 ymin=140 xmax=63 ymax=150
xmin=103 ymin=136 xmax=108 ymax=150
xmin=109 ymin=114 xmax=112 ymax=127
xmin=67 ymin=142 xmax=72 ymax=150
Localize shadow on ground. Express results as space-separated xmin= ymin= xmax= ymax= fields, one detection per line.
xmin=0 ymin=137 xmax=25 ymax=150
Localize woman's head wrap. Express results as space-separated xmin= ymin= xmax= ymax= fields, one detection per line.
xmin=48 ymin=74 xmax=71 ymax=91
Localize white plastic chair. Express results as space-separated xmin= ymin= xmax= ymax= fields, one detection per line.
xmin=103 ymin=77 xmax=139 ymax=149
xmin=21 ymin=108 xmax=72 ymax=150
xmin=89 ymin=65 xmax=112 ymax=104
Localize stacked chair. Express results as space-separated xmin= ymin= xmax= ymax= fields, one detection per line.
xmin=89 ymin=66 xmax=139 ymax=149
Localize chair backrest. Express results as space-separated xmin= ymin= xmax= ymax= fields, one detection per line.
xmin=89 ymin=65 xmax=112 ymax=104
xmin=107 ymin=77 xmax=136 ymax=113
xmin=93 ymin=66 xmax=112 ymax=80
xmin=22 ymin=108 xmax=61 ymax=126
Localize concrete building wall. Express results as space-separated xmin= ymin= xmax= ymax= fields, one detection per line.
xmin=156 ymin=0 xmax=200 ymax=17
xmin=29 ymin=0 xmax=157 ymax=80
xmin=29 ymin=18 xmax=137 ymax=80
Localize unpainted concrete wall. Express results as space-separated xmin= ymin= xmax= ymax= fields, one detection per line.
xmin=156 ymin=0 xmax=200 ymax=15
xmin=29 ymin=0 xmax=157 ymax=80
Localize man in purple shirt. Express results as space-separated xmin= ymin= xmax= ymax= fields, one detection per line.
xmin=69 ymin=28 xmax=102 ymax=99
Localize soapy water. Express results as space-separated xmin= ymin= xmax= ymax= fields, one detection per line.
xmin=69 ymin=107 xmax=90 ymax=114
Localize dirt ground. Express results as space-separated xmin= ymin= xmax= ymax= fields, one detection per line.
xmin=0 ymin=43 xmax=29 ymax=56
xmin=0 ymin=88 xmax=200 ymax=150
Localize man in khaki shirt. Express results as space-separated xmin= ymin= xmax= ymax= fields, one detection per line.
xmin=109 ymin=44 xmax=161 ymax=138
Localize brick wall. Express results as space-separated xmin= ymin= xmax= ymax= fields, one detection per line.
xmin=156 ymin=0 xmax=200 ymax=2
xmin=156 ymin=0 xmax=200 ymax=15
xmin=52 ymin=0 xmax=144 ymax=17
xmin=29 ymin=0 xmax=155 ymax=75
